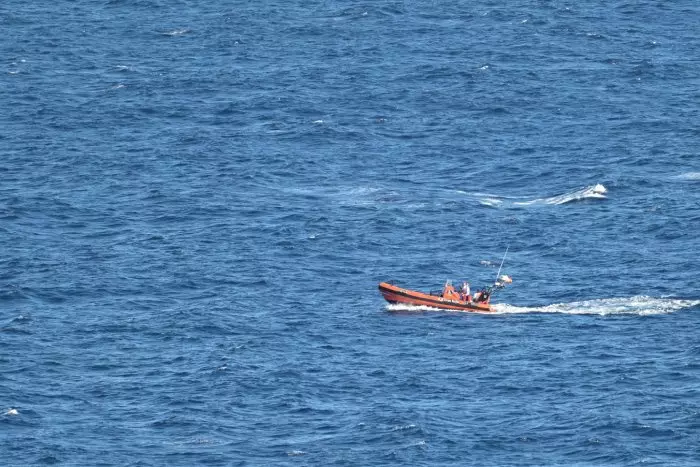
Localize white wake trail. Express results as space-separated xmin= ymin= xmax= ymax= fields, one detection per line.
xmin=385 ymin=297 xmax=700 ymax=316
xmin=386 ymin=303 xmax=442 ymax=312
xmin=492 ymin=296 xmax=700 ymax=316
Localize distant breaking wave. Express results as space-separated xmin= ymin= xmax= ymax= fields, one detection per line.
xmin=387 ymin=296 xmax=700 ymax=316
xmin=477 ymin=184 xmax=607 ymax=207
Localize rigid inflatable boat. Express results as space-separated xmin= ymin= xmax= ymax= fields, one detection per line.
xmin=378 ymin=276 xmax=512 ymax=313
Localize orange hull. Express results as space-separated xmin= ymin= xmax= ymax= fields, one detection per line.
xmin=378 ymin=282 xmax=494 ymax=313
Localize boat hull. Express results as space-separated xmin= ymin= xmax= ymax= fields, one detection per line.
xmin=378 ymin=282 xmax=494 ymax=313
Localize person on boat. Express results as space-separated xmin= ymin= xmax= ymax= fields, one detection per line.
xmin=478 ymin=288 xmax=491 ymax=303
xmin=473 ymin=288 xmax=491 ymax=303
xmin=461 ymin=281 xmax=471 ymax=302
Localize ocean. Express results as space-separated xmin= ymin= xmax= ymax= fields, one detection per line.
xmin=2 ymin=0 xmax=700 ymax=465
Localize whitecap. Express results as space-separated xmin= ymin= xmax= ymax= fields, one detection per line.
xmin=392 ymin=424 xmax=417 ymax=431
xmin=479 ymin=198 xmax=502 ymax=207
xmin=511 ymin=199 xmax=538 ymax=206
xmin=5 ymin=408 xmax=18 ymax=416
xmin=675 ymin=172 xmax=700 ymax=181
xmin=474 ymin=184 xmax=607 ymax=207
xmin=163 ymin=28 xmax=190 ymax=36
xmin=542 ymin=183 xmax=607 ymax=205
xmin=287 ymin=450 xmax=306 ymax=456
xmin=492 ymin=296 xmax=700 ymax=316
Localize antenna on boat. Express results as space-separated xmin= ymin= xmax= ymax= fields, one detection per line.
xmin=494 ymin=245 xmax=509 ymax=284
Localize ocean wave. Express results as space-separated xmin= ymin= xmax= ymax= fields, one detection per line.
xmin=493 ymin=296 xmax=700 ymax=316
xmin=479 ymin=197 xmax=503 ymax=207
xmin=477 ymin=184 xmax=607 ymax=207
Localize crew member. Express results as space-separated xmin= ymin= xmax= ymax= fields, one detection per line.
xmin=461 ymin=281 xmax=471 ymax=302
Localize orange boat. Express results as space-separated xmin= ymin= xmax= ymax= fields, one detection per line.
xmin=378 ymin=277 xmax=512 ymax=313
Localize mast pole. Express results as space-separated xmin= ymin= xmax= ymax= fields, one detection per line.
xmin=494 ymin=245 xmax=509 ymax=284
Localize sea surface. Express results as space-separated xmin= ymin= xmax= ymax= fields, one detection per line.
xmin=2 ymin=0 xmax=700 ymax=465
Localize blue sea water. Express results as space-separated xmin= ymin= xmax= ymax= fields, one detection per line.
xmin=2 ymin=0 xmax=700 ymax=465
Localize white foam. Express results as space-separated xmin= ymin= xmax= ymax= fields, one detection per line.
xmin=676 ymin=172 xmax=700 ymax=181
xmin=386 ymin=303 xmax=441 ymax=312
xmin=475 ymin=184 xmax=607 ymax=207
xmin=386 ymin=303 xmax=493 ymax=314
xmin=163 ymin=28 xmax=190 ymax=36
xmin=532 ymin=184 xmax=607 ymax=205
xmin=5 ymin=408 xmax=18 ymax=416
xmin=479 ymin=198 xmax=503 ymax=207
xmin=492 ymin=296 xmax=700 ymax=316
xmin=392 ymin=424 xmax=417 ymax=431
xmin=387 ymin=297 xmax=700 ymax=316
xmin=512 ymin=199 xmax=538 ymax=206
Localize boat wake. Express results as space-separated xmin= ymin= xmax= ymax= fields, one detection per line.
xmin=386 ymin=303 xmax=444 ymax=313
xmin=387 ymin=297 xmax=700 ymax=316
xmin=492 ymin=296 xmax=700 ymax=316
xmin=477 ymin=184 xmax=607 ymax=207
